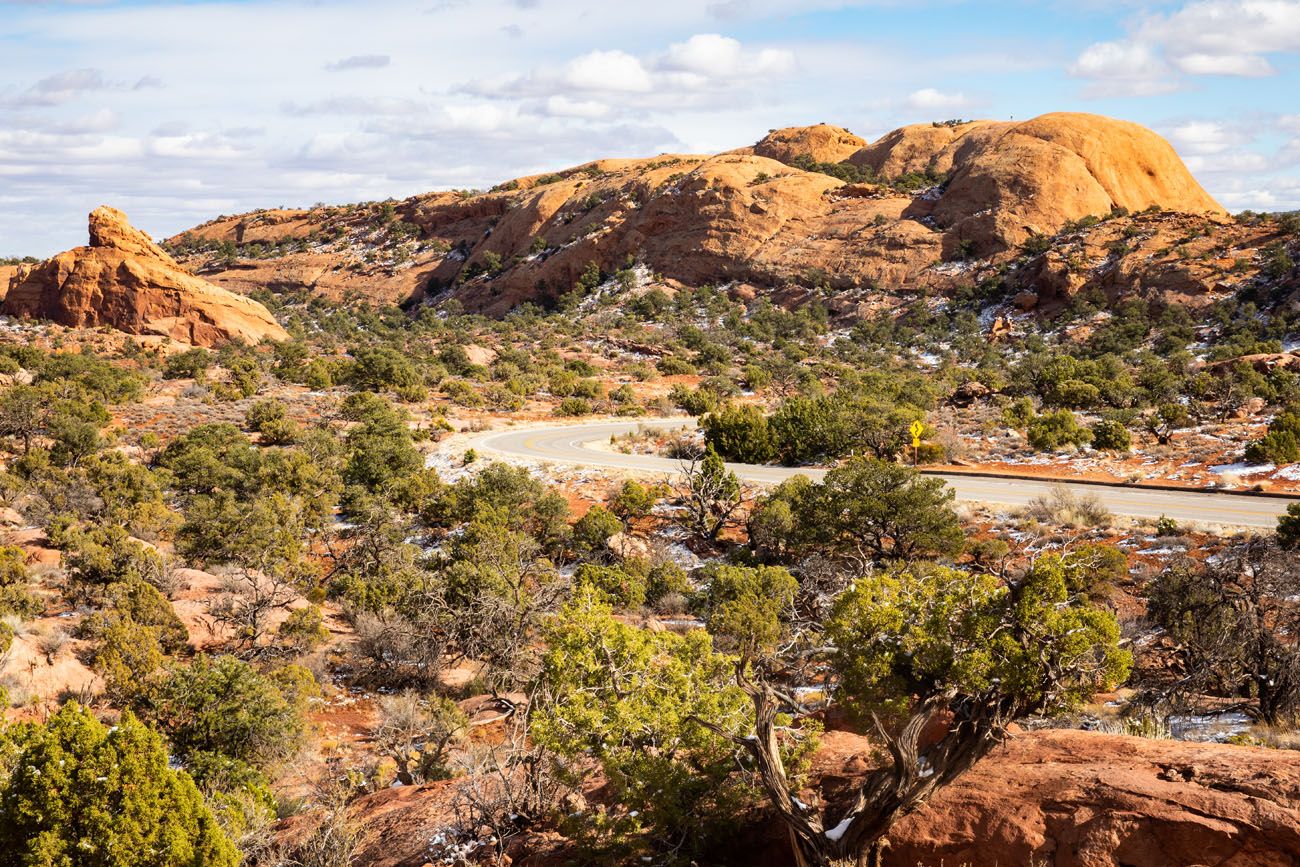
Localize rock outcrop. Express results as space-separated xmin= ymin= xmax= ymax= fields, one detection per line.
xmin=849 ymin=119 xmax=1010 ymax=178
xmin=877 ymin=728 xmax=1300 ymax=866
xmin=169 ymin=112 xmax=1231 ymax=317
xmin=1015 ymin=209 xmax=1268 ymax=312
xmin=931 ymin=113 xmax=1225 ymax=255
xmin=750 ymin=123 xmax=866 ymax=164
xmin=4 ymin=206 xmax=288 ymax=346
xmin=283 ymin=727 xmax=1300 ymax=867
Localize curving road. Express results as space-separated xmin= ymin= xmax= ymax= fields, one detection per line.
xmin=463 ymin=418 xmax=1297 ymax=530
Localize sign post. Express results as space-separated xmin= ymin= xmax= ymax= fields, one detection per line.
xmin=909 ymin=419 xmax=924 ymax=466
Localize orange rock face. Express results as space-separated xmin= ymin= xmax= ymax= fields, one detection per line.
xmin=4 ymin=206 xmax=288 ymax=347
xmin=933 ymin=113 xmax=1225 ymax=255
xmin=877 ymin=728 xmax=1300 ymax=866
xmin=849 ymin=120 xmax=1011 ymax=177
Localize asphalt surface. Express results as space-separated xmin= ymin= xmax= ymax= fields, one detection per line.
xmin=467 ymin=418 xmax=1297 ymax=530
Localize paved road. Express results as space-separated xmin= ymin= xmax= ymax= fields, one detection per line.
xmin=466 ymin=418 xmax=1297 ymax=530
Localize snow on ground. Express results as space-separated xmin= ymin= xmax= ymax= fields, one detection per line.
xmin=1168 ymin=712 xmax=1254 ymax=743
xmin=1211 ymin=461 xmax=1274 ymax=475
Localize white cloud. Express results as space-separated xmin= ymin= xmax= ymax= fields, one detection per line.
xmin=1210 ymin=176 xmax=1300 ymax=210
xmin=1071 ymin=0 xmax=1300 ymax=95
xmin=1159 ymin=114 xmax=1300 ymax=208
xmin=462 ymin=32 xmax=798 ymax=123
xmin=904 ymin=87 xmax=971 ymax=112
xmin=1068 ymin=41 xmax=1177 ymax=96
xmin=281 ymin=96 xmax=424 ymax=117
xmin=562 ymin=50 xmax=653 ymax=92
xmin=1140 ymin=0 xmax=1300 ymax=76
xmin=11 ymin=67 xmax=107 ymax=106
xmin=324 ymin=54 xmax=391 ymax=72
xmin=1165 ymin=120 xmax=1252 ymax=155
xmin=1175 ymin=52 xmax=1273 ymax=76
xmin=471 ymin=34 xmax=794 ymax=103
xmin=41 ymin=108 xmax=119 ymax=134
xmin=542 ymin=95 xmax=612 ymax=119
xmin=659 ymin=34 xmax=794 ymax=79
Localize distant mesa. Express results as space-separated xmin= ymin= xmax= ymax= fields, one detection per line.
xmin=3 ymin=206 xmax=288 ymax=347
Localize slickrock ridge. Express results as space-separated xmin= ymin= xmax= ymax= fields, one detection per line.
xmin=168 ymin=112 xmax=1231 ymax=317
xmin=4 ymin=206 xmax=288 ymax=347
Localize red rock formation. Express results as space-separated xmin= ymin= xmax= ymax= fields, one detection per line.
xmin=932 ymin=113 xmax=1225 ymax=255
xmin=876 ymin=728 xmax=1300 ymax=866
xmin=284 ymin=727 xmax=1300 ymax=867
xmin=169 ymin=113 xmax=1230 ymax=317
xmin=750 ymin=123 xmax=867 ymax=164
xmin=4 ymin=206 xmax=288 ymax=347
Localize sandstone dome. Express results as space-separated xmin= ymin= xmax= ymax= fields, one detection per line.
xmin=934 ymin=113 xmax=1223 ymax=254
xmin=752 ymin=123 xmax=866 ymax=164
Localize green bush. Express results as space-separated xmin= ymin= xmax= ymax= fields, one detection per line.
xmin=0 ymin=702 xmax=238 ymax=865
xmin=573 ymin=505 xmax=623 ymax=556
xmin=1245 ymin=410 xmax=1300 ymax=464
xmin=700 ymin=403 xmax=776 ymax=464
xmin=278 ymin=604 xmax=331 ymax=652
xmin=646 ymin=561 xmax=691 ymax=605
xmin=244 ymin=398 xmax=287 ymax=433
xmin=668 ymin=384 xmax=718 ymax=416
xmin=58 ymin=524 xmax=166 ymax=602
xmin=556 ymin=397 xmax=593 ymax=417
xmin=155 ymin=655 xmax=315 ymax=771
xmin=914 ymin=442 xmax=946 ymax=464
xmin=699 ymin=564 xmax=797 ymax=655
xmin=0 ymin=545 xmax=41 ymax=618
xmin=574 ymin=563 xmax=647 ymax=609
xmin=163 ymin=348 xmax=213 ymax=381
xmin=656 ymin=356 xmax=695 ymax=376
xmin=1278 ymin=503 xmax=1300 ymax=550
xmin=1027 ymin=410 xmax=1093 ymax=451
xmin=532 ymin=588 xmax=755 ymax=863
xmin=443 ymin=379 xmax=483 ymax=407
xmin=343 ymin=395 xmax=423 ymax=493
xmin=1090 ymin=419 xmax=1132 ymax=451
xmin=609 ymin=479 xmax=662 ymax=526
xmin=348 ymin=345 xmax=421 ymax=392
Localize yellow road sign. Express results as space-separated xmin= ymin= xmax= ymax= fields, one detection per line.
xmin=909 ymin=419 xmax=924 ymax=447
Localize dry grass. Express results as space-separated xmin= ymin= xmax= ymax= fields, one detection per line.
xmin=1026 ymin=484 xmax=1112 ymax=529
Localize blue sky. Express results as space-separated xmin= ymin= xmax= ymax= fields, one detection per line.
xmin=2 ymin=0 xmax=1299 ymax=255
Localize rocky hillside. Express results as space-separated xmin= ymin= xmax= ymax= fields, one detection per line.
xmin=4 ymin=206 xmax=288 ymax=347
xmin=164 ymin=111 xmax=1272 ymax=319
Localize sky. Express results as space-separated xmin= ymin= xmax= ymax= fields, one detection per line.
xmin=2 ymin=0 xmax=1300 ymax=256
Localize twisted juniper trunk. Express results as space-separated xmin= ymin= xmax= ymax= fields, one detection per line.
xmin=700 ymin=673 xmax=1016 ymax=867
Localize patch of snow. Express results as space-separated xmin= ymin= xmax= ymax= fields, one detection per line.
xmin=825 ymin=816 xmax=854 ymax=842
xmin=1168 ymin=712 xmax=1253 ymax=743
xmin=1211 ymin=461 xmax=1273 ymax=475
